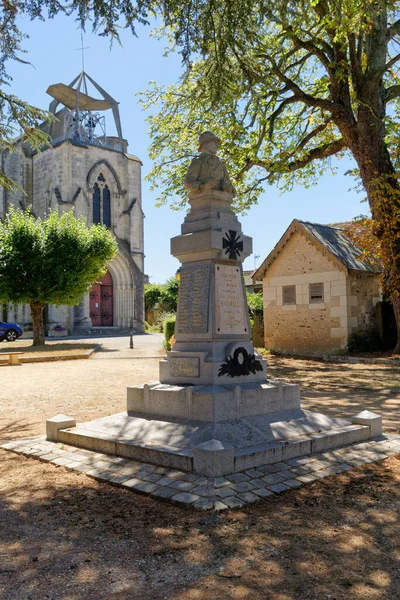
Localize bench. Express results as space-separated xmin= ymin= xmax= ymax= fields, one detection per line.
xmin=3 ymin=352 xmax=25 ymax=366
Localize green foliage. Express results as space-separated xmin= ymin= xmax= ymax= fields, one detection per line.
xmin=163 ymin=314 xmax=176 ymax=350
xmin=246 ymin=291 xmax=264 ymax=317
xmin=161 ymin=276 xmax=180 ymax=312
xmin=0 ymin=208 xmax=117 ymax=306
xmin=144 ymin=283 xmax=164 ymax=311
xmin=347 ymin=329 xmax=383 ymax=353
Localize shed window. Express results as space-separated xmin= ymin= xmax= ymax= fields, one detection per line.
xmin=283 ymin=285 xmax=296 ymax=305
xmin=309 ymin=282 xmax=324 ymax=303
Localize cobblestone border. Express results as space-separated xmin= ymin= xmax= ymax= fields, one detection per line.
xmin=2 ymin=434 xmax=400 ymax=511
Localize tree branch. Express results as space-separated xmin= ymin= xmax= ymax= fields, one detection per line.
xmin=348 ymin=33 xmax=363 ymax=93
xmin=266 ymin=57 xmax=342 ymax=115
xmin=237 ymin=137 xmax=346 ymax=180
xmin=285 ymin=137 xmax=346 ymax=173
xmin=268 ymin=95 xmax=300 ymax=140
xmin=296 ymin=121 xmax=330 ymax=151
xmin=385 ymin=84 xmax=400 ymax=102
xmin=387 ymin=19 xmax=400 ymax=40
xmin=284 ymin=26 xmax=332 ymax=70
xmin=375 ymin=53 xmax=400 ymax=79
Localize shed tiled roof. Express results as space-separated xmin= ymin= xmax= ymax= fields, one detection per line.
xmin=298 ymin=220 xmax=378 ymax=273
xmin=253 ymin=219 xmax=381 ymax=281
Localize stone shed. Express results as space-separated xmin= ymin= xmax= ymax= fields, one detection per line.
xmin=253 ymin=219 xmax=382 ymax=354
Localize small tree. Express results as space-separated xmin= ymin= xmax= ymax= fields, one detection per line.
xmin=161 ymin=276 xmax=180 ymax=312
xmin=144 ymin=283 xmax=164 ymax=312
xmin=0 ymin=209 xmax=117 ymax=346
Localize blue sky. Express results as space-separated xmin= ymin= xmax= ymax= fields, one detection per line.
xmin=8 ymin=13 xmax=368 ymax=282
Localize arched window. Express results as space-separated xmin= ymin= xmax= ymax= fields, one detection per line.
xmin=92 ymin=173 xmax=112 ymax=227
xmin=103 ymin=185 xmax=111 ymax=227
xmin=93 ymin=183 xmax=101 ymax=224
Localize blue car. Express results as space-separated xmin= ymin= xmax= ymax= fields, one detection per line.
xmin=0 ymin=321 xmax=24 ymax=342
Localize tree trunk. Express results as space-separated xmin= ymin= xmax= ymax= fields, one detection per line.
xmin=30 ymin=301 xmax=45 ymax=346
xmin=391 ymin=295 xmax=400 ymax=354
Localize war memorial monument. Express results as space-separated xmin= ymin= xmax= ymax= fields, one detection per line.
xmin=47 ymin=132 xmax=382 ymax=490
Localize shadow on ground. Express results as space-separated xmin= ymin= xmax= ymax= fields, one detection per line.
xmin=1 ymin=450 xmax=399 ymax=600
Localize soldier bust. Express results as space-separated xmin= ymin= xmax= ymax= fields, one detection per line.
xmin=184 ymin=131 xmax=236 ymax=197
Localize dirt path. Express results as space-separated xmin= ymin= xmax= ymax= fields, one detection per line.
xmin=1 ymin=338 xmax=399 ymax=599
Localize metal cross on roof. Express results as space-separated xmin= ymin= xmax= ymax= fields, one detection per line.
xmin=75 ymin=29 xmax=90 ymax=73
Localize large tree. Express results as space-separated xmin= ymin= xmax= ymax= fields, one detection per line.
xmin=140 ymin=1 xmax=400 ymax=352
xmin=0 ymin=209 xmax=117 ymax=345
xmin=2 ymin=1 xmax=400 ymax=350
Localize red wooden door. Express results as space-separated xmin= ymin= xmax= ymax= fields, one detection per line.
xmin=89 ymin=271 xmax=113 ymax=326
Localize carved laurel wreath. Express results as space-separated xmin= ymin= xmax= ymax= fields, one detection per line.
xmin=218 ymin=347 xmax=263 ymax=378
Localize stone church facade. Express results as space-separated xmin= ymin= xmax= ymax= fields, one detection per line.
xmin=0 ymin=72 xmax=145 ymax=334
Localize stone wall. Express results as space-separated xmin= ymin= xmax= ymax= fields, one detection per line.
xmin=262 ymin=231 xmax=381 ymax=354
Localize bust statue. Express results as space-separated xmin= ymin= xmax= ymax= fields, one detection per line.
xmin=184 ymin=131 xmax=236 ymax=196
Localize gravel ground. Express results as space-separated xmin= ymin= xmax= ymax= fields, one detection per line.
xmin=1 ymin=335 xmax=399 ymax=599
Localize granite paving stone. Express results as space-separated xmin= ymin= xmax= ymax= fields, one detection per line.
xmin=268 ymin=483 xmax=290 ymax=493
xmin=230 ymin=482 xmax=255 ymax=493
xmin=142 ymin=473 xmax=162 ymax=483
xmin=249 ymin=478 xmax=268 ymax=489
xmin=245 ymin=468 xmax=264 ymax=478
xmin=110 ymin=474 xmax=132 ymax=484
xmin=262 ymin=473 xmax=287 ymax=485
xmin=213 ymin=477 xmax=230 ymax=487
xmin=122 ymin=477 xmax=143 ymax=489
xmin=253 ymin=487 xmax=275 ymax=498
xmin=179 ymin=473 xmax=201 ymax=483
xmin=222 ymin=496 xmax=245 ymax=509
xmin=151 ymin=487 xmax=177 ymax=500
xmin=165 ymin=470 xmax=185 ymax=478
xmin=2 ymin=433 xmax=399 ymax=512
xmin=216 ymin=486 xmax=235 ymax=498
xmin=296 ymin=474 xmax=320 ymax=484
xmin=307 ymin=461 xmax=334 ymax=471
xmin=171 ymin=492 xmax=200 ymax=506
xmin=226 ymin=473 xmax=251 ymax=483
xmin=214 ymin=501 xmax=229 ymax=512
xmin=258 ymin=464 xmax=279 ymax=475
xmin=291 ymin=465 xmax=313 ymax=475
xmin=282 ymin=479 xmax=302 ymax=489
xmin=191 ymin=485 xmax=214 ymax=497
xmin=156 ymin=477 xmax=176 ymax=487
xmin=192 ymin=498 xmax=215 ymax=511
xmin=133 ymin=481 xmax=159 ymax=494
xmin=278 ymin=470 xmax=298 ymax=481
xmin=237 ymin=491 xmax=260 ymax=504
xmin=169 ymin=480 xmax=196 ymax=492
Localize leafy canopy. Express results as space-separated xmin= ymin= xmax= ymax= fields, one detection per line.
xmin=138 ymin=1 xmax=400 ymax=210
xmin=0 ymin=209 xmax=117 ymax=306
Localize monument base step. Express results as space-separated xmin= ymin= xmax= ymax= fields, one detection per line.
xmin=56 ymin=409 xmax=374 ymax=476
xmin=127 ymin=379 xmax=301 ymax=422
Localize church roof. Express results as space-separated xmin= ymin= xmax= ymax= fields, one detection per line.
xmin=253 ymin=219 xmax=381 ymax=281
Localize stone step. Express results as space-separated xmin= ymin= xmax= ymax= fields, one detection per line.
xmin=57 ymin=416 xmax=371 ymax=475
xmin=57 ymin=427 xmax=193 ymax=472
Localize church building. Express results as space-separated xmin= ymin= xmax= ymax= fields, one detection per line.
xmin=0 ymin=72 xmax=145 ymax=334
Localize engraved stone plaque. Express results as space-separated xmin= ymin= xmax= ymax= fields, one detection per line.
xmin=176 ymin=264 xmax=210 ymax=333
xmin=169 ymin=357 xmax=200 ymax=378
xmin=215 ymin=264 xmax=248 ymax=335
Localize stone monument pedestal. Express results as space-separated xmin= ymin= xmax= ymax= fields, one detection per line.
xmin=51 ymin=188 xmax=382 ymax=477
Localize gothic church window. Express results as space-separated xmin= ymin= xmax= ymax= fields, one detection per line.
xmin=92 ymin=172 xmax=111 ymax=227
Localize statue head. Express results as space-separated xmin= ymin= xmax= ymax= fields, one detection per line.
xmin=198 ymin=131 xmax=220 ymax=153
